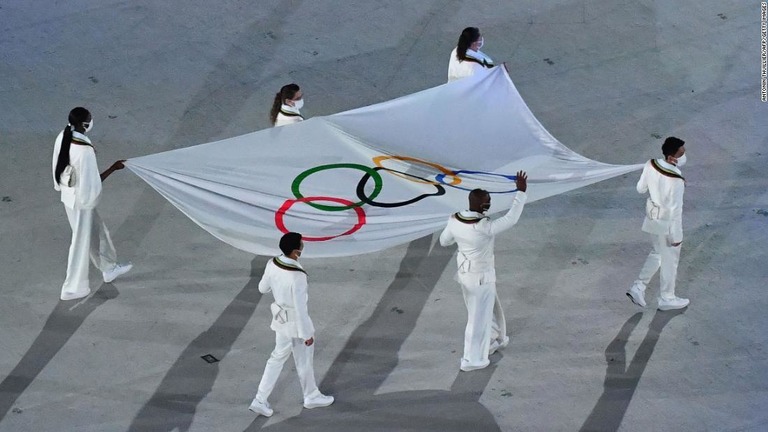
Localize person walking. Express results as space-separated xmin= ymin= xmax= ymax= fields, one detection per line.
xmin=439 ymin=171 xmax=528 ymax=371
xmin=249 ymin=232 xmax=334 ymax=417
xmin=627 ymin=137 xmax=690 ymax=311
xmin=52 ymin=107 xmax=132 ymax=301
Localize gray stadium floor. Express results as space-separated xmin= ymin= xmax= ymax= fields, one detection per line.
xmin=1 ymin=1 xmax=766 ymax=431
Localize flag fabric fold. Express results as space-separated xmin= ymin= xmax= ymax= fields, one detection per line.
xmin=127 ymin=67 xmax=641 ymax=257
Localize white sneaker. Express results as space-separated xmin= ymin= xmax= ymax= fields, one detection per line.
xmin=60 ymin=288 xmax=91 ymax=301
xmin=303 ymin=393 xmax=334 ymax=409
xmin=658 ymin=296 xmax=689 ymax=311
xmin=103 ymin=263 xmax=133 ymax=283
xmin=248 ymin=398 xmax=273 ymax=417
xmin=460 ymin=359 xmax=490 ymax=372
xmin=489 ymin=336 xmax=509 ymax=355
xmin=626 ymin=283 xmax=647 ymax=308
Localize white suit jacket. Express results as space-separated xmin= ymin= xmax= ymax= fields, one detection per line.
xmin=447 ymin=47 xmax=494 ymax=82
xmin=439 ymin=192 xmax=527 ymax=286
xmin=52 ymin=131 xmax=102 ymax=209
xmin=259 ymin=256 xmax=315 ymax=339
xmin=274 ymin=104 xmax=303 ymax=127
xmin=637 ymin=159 xmax=685 ymax=243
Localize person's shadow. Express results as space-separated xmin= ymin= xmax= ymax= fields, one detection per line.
xmin=579 ymin=309 xmax=687 ymax=432
xmin=0 ymin=284 xmax=119 ymax=422
xmin=244 ymin=234 xmax=502 ymax=431
xmin=127 ymin=256 xmax=268 ymax=432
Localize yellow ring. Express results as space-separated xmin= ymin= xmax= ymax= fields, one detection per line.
xmin=372 ymin=155 xmax=462 ymax=186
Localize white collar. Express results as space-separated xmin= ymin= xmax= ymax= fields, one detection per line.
xmin=460 ymin=210 xmax=486 ymax=218
xmin=466 ymin=49 xmax=492 ymax=62
xmin=276 ymin=254 xmax=303 ymax=269
xmin=280 ymin=104 xmax=301 ymax=115
xmin=72 ymin=131 xmax=92 ymax=143
xmin=656 ymin=158 xmax=681 ymax=174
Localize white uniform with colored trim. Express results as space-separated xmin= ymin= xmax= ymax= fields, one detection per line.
xmin=274 ymin=104 xmax=303 ymax=127
xmin=439 ymin=191 xmax=527 ymax=370
xmin=254 ymin=256 xmax=323 ymax=404
xmin=634 ymin=159 xmax=685 ymax=301
xmin=52 ymin=130 xmax=118 ymax=300
xmin=447 ymin=47 xmax=494 ymax=82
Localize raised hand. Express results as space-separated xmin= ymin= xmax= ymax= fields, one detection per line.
xmin=515 ymin=170 xmax=528 ymax=193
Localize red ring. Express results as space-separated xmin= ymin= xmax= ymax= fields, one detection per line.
xmin=274 ymin=196 xmax=367 ymax=242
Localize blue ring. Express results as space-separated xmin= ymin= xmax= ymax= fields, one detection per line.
xmin=436 ymin=170 xmax=518 ymax=194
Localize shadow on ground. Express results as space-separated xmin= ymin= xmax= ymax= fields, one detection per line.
xmin=127 ymin=256 xmax=268 ymax=432
xmin=245 ymin=234 xmax=501 ymax=431
xmin=0 ymin=284 xmax=119 ymax=422
xmin=580 ymin=308 xmax=687 ymax=432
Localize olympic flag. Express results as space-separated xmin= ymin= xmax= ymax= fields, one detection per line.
xmin=126 ymin=67 xmax=642 ymax=257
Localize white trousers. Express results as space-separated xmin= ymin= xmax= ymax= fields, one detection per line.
xmin=635 ymin=233 xmax=681 ymax=301
xmin=61 ymin=206 xmax=117 ymax=300
xmin=255 ymin=331 xmax=321 ymax=403
xmin=459 ymin=282 xmax=507 ymax=370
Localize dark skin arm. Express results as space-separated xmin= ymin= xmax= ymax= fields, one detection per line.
xmin=101 ymin=160 xmax=126 ymax=182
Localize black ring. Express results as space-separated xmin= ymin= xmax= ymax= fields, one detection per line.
xmin=356 ymin=166 xmax=445 ymax=208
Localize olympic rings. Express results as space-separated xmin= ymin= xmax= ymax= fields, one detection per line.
xmin=276 ymin=155 xmax=519 ymax=242
xmin=356 ymin=166 xmax=446 ymax=208
xmin=372 ymin=155 xmax=461 ymax=186
xmin=275 ymin=196 xmax=366 ymax=242
xmin=292 ymin=163 xmax=383 ymax=211
xmin=435 ymin=170 xmax=518 ymax=194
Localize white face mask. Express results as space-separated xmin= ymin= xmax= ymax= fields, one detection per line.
xmin=476 ymin=37 xmax=484 ymax=50
xmin=675 ymin=153 xmax=687 ymax=167
xmin=83 ymin=119 xmax=93 ymax=133
xmin=291 ymin=98 xmax=304 ymax=110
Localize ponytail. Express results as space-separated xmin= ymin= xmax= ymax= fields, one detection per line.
xmin=269 ymin=83 xmax=301 ymax=125
xmin=269 ymin=92 xmax=283 ymax=126
xmin=456 ymin=27 xmax=480 ymax=61
xmin=54 ymin=125 xmax=73 ymax=185
xmin=55 ymin=106 xmax=90 ymax=185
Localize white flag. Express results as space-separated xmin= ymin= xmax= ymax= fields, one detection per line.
xmin=127 ymin=67 xmax=641 ymax=257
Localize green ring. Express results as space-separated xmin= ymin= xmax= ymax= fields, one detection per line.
xmin=291 ymin=163 xmax=383 ymax=211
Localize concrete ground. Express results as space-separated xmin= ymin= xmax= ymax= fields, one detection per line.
xmin=1 ymin=0 xmax=766 ymax=431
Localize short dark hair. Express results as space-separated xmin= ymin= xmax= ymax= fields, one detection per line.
xmin=279 ymin=232 xmax=302 ymax=256
xmin=662 ymin=136 xmax=685 ymax=157
xmin=469 ymin=188 xmax=488 ymax=199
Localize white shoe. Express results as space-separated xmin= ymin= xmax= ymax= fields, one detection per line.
xmin=658 ymin=296 xmax=689 ymax=311
xmin=248 ymin=398 xmax=273 ymax=417
xmin=103 ymin=263 xmax=133 ymax=283
xmin=489 ymin=340 xmax=500 ymax=356
xmin=460 ymin=359 xmax=490 ymax=372
xmin=60 ymin=288 xmax=91 ymax=301
xmin=303 ymin=393 xmax=334 ymax=409
xmin=489 ymin=336 xmax=509 ymax=355
xmin=626 ymin=283 xmax=647 ymax=308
